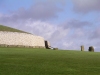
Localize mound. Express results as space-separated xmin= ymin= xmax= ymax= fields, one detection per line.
xmin=0 ymin=25 xmax=49 ymax=48
xmin=0 ymin=25 xmax=27 ymax=33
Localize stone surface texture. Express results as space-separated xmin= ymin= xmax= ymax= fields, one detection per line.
xmin=0 ymin=31 xmax=45 ymax=48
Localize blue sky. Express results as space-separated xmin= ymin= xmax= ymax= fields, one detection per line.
xmin=0 ymin=0 xmax=100 ymax=52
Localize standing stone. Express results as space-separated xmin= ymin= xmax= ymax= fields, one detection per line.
xmin=88 ymin=46 xmax=94 ymax=52
xmin=45 ymin=41 xmax=51 ymax=49
xmin=81 ymin=45 xmax=84 ymax=51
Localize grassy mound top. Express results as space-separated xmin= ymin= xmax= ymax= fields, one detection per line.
xmin=0 ymin=25 xmax=28 ymax=33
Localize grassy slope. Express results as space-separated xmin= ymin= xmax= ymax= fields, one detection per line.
xmin=0 ymin=25 xmax=27 ymax=33
xmin=0 ymin=48 xmax=100 ymax=75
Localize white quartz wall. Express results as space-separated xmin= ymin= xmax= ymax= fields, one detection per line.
xmin=0 ymin=31 xmax=45 ymax=47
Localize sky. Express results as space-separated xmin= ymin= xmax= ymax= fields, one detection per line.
xmin=0 ymin=0 xmax=100 ymax=52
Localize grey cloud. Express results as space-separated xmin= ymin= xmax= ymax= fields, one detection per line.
xmin=36 ymin=0 xmax=67 ymax=4
xmin=0 ymin=1 xmax=63 ymax=23
xmin=72 ymin=0 xmax=100 ymax=13
xmin=89 ymin=27 xmax=100 ymax=39
xmin=63 ymin=19 xmax=92 ymax=29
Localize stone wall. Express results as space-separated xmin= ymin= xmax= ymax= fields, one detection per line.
xmin=0 ymin=31 xmax=45 ymax=48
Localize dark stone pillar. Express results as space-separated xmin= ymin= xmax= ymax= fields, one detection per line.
xmin=45 ymin=41 xmax=50 ymax=49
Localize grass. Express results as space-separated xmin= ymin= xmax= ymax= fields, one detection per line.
xmin=0 ymin=47 xmax=100 ymax=75
xmin=0 ymin=25 xmax=28 ymax=33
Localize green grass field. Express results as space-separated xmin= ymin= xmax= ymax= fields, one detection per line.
xmin=0 ymin=48 xmax=100 ymax=75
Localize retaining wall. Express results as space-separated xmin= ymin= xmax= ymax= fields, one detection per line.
xmin=0 ymin=31 xmax=45 ymax=48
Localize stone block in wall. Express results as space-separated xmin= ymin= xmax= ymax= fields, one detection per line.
xmin=0 ymin=44 xmax=5 ymax=47
xmin=10 ymin=45 xmax=15 ymax=47
xmin=14 ymin=45 xmax=18 ymax=47
xmin=25 ymin=46 xmax=30 ymax=48
xmin=16 ymin=45 xmax=19 ymax=47
xmin=35 ymin=46 xmax=38 ymax=48
xmin=17 ymin=45 xmax=20 ymax=47
xmin=22 ymin=45 xmax=25 ymax=48
xmin=29 ymin=46 xmax=34 ymax=48
xmin=10 ymin=45 xmax=14 ymax=47
xmin=17 ymin=45 xmax=24 ymax=48
xmin=4 ymin=44 xmax=8 ymax=47
xmin=32 ymin=46 xmax=35 ymax=48
xmin=37 ymin=46 xmax=40 ymax=48
xmin=38 ymin=46 xmax=41 ymax=48
xmin=29 ymin=46 xmax=31 ymax=48
xmin=39 ymin=46 xmax=42 ymax=48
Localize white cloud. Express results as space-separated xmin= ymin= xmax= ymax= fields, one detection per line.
xmin=25 ymin=20 xmax=57 ymax=39
xmin=63 ymin=42 xmax=73 ymax=48
xmin=24 ymin=20 xmax=70 ymax=48
xmin=0 ymin=1 xmax=63 ymax=21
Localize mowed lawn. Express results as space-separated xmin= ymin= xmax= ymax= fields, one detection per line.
xmin=0 ymin=48 xmax=100 ymax=75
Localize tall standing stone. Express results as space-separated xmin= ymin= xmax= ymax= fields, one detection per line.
xmin=45 ymin=41 xmax=51 ymax=49
xmin=81 ymin=45 xmax=84 ymax=51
